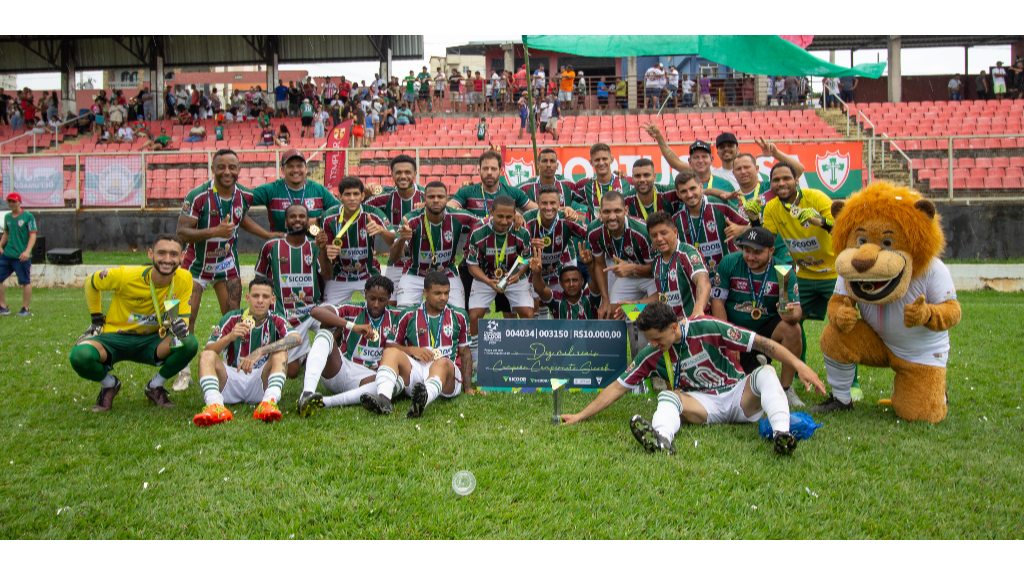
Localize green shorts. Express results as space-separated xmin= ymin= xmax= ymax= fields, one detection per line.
xmin=994 ymin=84 xmax=1006 ymax=95
xmin=86 ymin=332 xmax=166 ymax=370
xmin=796 ymin=277 xmax=837 ymax=321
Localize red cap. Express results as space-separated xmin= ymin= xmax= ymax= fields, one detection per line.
xmin=6 ymin=192 xmax=23 ymax=203
xmin=281 ymin=148 xmax=306 ymax=165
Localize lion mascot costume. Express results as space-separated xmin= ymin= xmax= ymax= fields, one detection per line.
xmin=818 ymin=181 xmax=961 ymax=423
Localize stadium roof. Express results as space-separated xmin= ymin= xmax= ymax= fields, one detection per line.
xmin=0 ymin=35 xmax=424 ymax=74
xmin=806 ymin=35 xmax=1024 ymax=51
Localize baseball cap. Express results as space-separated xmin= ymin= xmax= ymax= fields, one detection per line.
xmin=736 ymin=226 xmax=776 ymax=250
xmin=689 ymin=140 xmax=712 ymax=155
xmin=6 ymin=192 xmax=23 ymax=203
xmin=281 ymin=148 xmax=306 ymax=165
xmin=716 ymin=132 xmax=738 ymax=147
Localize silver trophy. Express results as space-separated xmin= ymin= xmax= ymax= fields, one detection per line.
xmin=773 ymin=265 xmax=793 ymax=310
xmin=163 ymin=299 xmax=183 ymax=349
xmin=551 ymin=378 xmax=567 ymax=424
xmin=496 ymin=256 xmax=530 ymax=292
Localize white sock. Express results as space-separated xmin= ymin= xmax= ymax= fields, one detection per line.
xmin=424 ymin=376 xmax=442 ymax=406
xmin=303 ymin=330 xmax=334 ymax=394
xmin=375 ymin=366 xmax=399 ymax=400
xmin=148 ymin=374 xmax=167 ymax=389
xmin=200 ymin=375 xmax=223 ymax=406
xmin=651 ymin=391 xmax=683 ymax=444
xmin=823 ymin=355 xmax=856 ymax=403
xmin=750 ymin=367 xmax=790 ymax=433
xmin=263 ymin=372 xmax=285 ymax=403
xmin=535 ymin=306 xmax=549 ymax=320
xmin=470 ymin=335 xmax=479 ymax=365
xmin=100 ymin=373 xmax=118 ymax=388
xmin=180 ymin=365 xmax=191 ymax=376
xmin=323 ymin=382 xmax=377 ymax=407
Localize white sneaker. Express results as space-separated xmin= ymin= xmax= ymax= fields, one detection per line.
xmin=786 ymin=386 xmax=806 ymax=408
xmin=171 ymin=371 xmax=192 ymax=392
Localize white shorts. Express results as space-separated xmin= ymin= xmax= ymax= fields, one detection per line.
xmin=221 ymin=366 xmax=266 ymax=405
xmin=687 ymin=369 xmax=765 ymax=425
xmin=324 ymin=279 xmax=366 ymax=306
xmin=287 ymin=315 xmax=320 ymax=364
xmin=395 ymin=273 xmax=465 ymax=309
xmin=407 ymin=357 xmax=462 ymax=397
xmin=192 ymin=276 xmax=233 ymax=290
xmin=607 ymin=274 xmax=657 ymax=303
xmin=384 ymin=264 xmax=404 ymax=297
xmin=469 ymin=277 xmax=533 ymax=310
xmin=320 ymin=355 xmax=376 ymax=394
xmin=558 ymin=90 xmax=573 ymax=102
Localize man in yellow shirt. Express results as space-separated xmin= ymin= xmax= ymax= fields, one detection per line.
xmin=70 ymin=235 xmax=198 ymax=413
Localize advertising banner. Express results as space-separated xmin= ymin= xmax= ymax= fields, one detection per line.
xmin=324 ymin=120 xmax=353 ymax=190
xmin=0 ymin=157 xmax=64 ymax=207
xmin=83 ymin=156 xmax=144 ymax=207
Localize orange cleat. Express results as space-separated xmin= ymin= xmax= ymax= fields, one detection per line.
xmin=193 ymin=404 xmax=233 ymax=427
xmin=253 ymin=399 xmax=282 ymax=422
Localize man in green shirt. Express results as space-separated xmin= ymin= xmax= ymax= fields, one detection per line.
xmin=299 ymin=99 xmax=314 ymax=138
xmin=0 ymin=193 xmax=37 ymax=316
xmin=251 ymin=148 xmax=340 ymax=235
xmin=710 ymin=226 xmax=805 ymax=406
xmin=403 ymin=71 xmax=417 ymax=107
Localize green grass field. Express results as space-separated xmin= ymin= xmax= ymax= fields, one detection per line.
xmin=0 ymin=288 xmax=1021 ymax=539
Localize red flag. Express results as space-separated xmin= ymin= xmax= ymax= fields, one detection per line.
xmin=324 ymin=119 xmax=353 ymax=190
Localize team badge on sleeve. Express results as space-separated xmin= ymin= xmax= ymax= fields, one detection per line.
xmin=726 ymin=327 xmax=742 ymax=343
xmin=182 ymin=200 xmax=191 ymax=213
xmin=689 ymin=254 xmax=702 ymax=266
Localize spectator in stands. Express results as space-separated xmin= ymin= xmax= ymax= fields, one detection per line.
xmin=214 ymin=118 xmax=225 ymax=141
xmin=285 ymin=82 xmax=299 ymax=117
xmin=322 ymin=77 xmax=338 ymax=106
xmin=538 ymin=94 xmax=552 ymax=134
xmin=274 ymin=80 xmax=288 ymax=117
xmin=559 ymin=65 xmax=576 ymax=111
xmin=352 ymin=106 xmax=365 ymax=148
xmin=548 ymin=94 xmax=561 ymax=141
xmin=314 ymin=104 xmax=329 ymax=139
xmin=840 ymin=76 xmax=858 ymax=103
xmin=299 ymin=98 xmax=314 ymax=137
xmin=725 ymin=74 xmax=737 ymax=107
xmin=611 ymin=76 xmax=625 ymax=109
xmin=976 ymin=70 xmax=989 ymax=100
xmin=10 ymin=103 xmax=23 ymax=131
xmin=824 ymin=77 xmax=840 ymax=108
xmin=19 ymin=89 xmax=37 ymax=128
xmin=140 ymin=87 xmax=155 ymax=121
xmin=0 ymin=88 xmax=10 ymax=126
xmin=679 ymin=74 xmax=694 ymax=108
xmin=948 ymin=74 xmax=964 ymax=101
xmin=108 ymin=96 xmax=126 ymax=126
xmin=91 ymin=95 xmax=105 ymax=131
xmin=1013 ymin=61 xmax=1024 ymax=99
xmin=533 ymin=64 xmax=547 ymax=99
xmin=174 ymin=105 xmax=191 ymax=125
xmin=698 ymin=72 xmax=714 ymax=107
xmin=414 ymin=67 xmax=431 ymax=113
xmin=448 ymin=68 xmax=463 ymax=113
xmin=95 ymin=123 xmax=111 ymax=144
xmin=742 ymin=75 xmax=755 ymax=106
xmin=662 ymin=66 xmax=677 ymax=108
xmin=774 ymin=76 xmax=786 ymax=105
xmin=782 ymin=76 xmax=798 ymax=105
xmin=644 ymin=63 xmax=665 ymax=109
xmin=257 ymin=107 xmax=272 ymax=129
xmin=596 ymin=78 xmax=609 ymax=110
xmin=275 ymin=124 xmax=291 ymax=147
xmin=44 ymin=91 xmax=59 ymax=122
xmin=516 ymin=91 xmax=529 ymax=138
xmin=397 ymin=102 xmax=414 ymax=126
xmin=116 ymin=122 xmax=134 ymax=143
xmin=432 ymin=68 xmax=446 ymax=112
xmin=187 ymin=85 xmax=200 ymax=117
xmin=339 ymin=76 xmax=351 ymax=105
xmin=211 ymin=88 xmax=222 ymax=112
xmin=992 ymin=61 xmax=1007 ymax=101
xmin=183 ymin=118 xmax=206 ymax=143
xmin=575 ymin=71 xmax=587 ymax=110
xmin=256 ymin=125 xmax=275 ymax=147
xmin=473 ymin=71 xmax=486 ymax=113
xmin=45 ymin=114 xmax=61 ymax=135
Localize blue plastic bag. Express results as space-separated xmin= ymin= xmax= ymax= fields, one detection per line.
xmin=759 ymin=412 xmax=823 ymax=440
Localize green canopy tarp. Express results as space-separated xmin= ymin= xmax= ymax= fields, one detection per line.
xmin=522 ymin=35 xmax=887 ymax=78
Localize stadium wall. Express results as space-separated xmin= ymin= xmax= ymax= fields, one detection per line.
xmin=854 ymin=74 xmax=995 ymax=103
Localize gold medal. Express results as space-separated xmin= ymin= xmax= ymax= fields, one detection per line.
xmin=308 ymin=224 xmax=321 ymax=236
xmin=332 ymin=235 xmax=345 ymax=247
xmin=658 ymin=293 xmax=669 ymax=304
xmin=750 ymin=307 xmax=762 ymax=321
xmin=242 ymin=317 xmax=256 ymax=329
xmin=373 ymin=184 xmax=384 ymax=196
xmin=159 ymin=326 xmax=167 ymax=338
xmin=542 ymin=236 xmax=552 ymax=247
xmin=790 ymin=205 xmax=801 ymax=218
xmin=370 ymin=329 xmax=380 ymax=342
xmin=432 ymin=348 xmax=443 ymax=361
xmin=494 ymin=268 xmax=505 ymax=280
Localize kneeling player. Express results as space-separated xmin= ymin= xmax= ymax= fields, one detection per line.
xmin=193 ymin=277 xmax=300 ymax=426
xmin=531 ymin=259 xmax=601 ymax=319
xmin=297 ymin=276 xmax=399 ymax=416
xmin=360 ymin=271 xmax=472 ymax=418
xmin=561 ymin=303 xmax=825 ymax=455
xmin=70 ymin=234 xmax=197 ymax=412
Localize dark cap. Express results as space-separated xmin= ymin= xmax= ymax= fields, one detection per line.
xmin=689 ymin=140 xmax=712 ymax=155
xmin=716 ymin=132 xmax=738 ymax=147
xmin=281 ymin=148 xmax=305 ymax=165
xmin=736 ymin=226 xmax=776 ymax=250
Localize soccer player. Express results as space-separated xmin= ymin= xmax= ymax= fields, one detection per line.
xmin=255 ymin=202 xmax=331 ymax=378
xmin=622 ymin=158 xmax=679 ymax=221
xmin=530 ymin=261 xmax=601 ymax=319
xmin=466 ymin=195 xmax=534 ymax=364
xmin=0 ymin=192 xmax=37 ymax=316
xmin=298 ymin=276 xmax=400 ymax=417
xmin=585 ymin=191 xmax=656 ymax=319
xmin=321 ymin=176 xmax=394 ymax=305
xmin=360 ymin=271 xmax=472 ymax=417
xmin=646 ymin=126 xmax=739 ymax=206
xmin=517 ymin=148 xmax=575 ymax=207
xmin=672 ymin=169 xmax=748 ymax=276
xmin=570 ymin=143 xmax=628 ymax=224
xmin=364 ymin=154 xmax=426 ymax=303
xmin=521 ymin=185 xmax=588 ymax=319
xmin=710 ymin=227 xmax=805 ymax=406
xmin=561 ymin=303 xmax=826 ymax=455
xmin=391 ymin=182 xmax=481 ymax=308
xmin=623 ymin=210 xmax=709 ymax=319
xmin=192 ymin=277 xmax=300 ymax=426
xmin=250 ymin=148 xmax=340 ymax=235
xmin=70 ymin=235 xmax=197 ymax=412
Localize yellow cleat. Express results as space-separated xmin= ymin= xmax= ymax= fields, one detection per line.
xmin=253 ymin=399 xmax=282 ymax=422
xmin=193 ymin=404 xmax=233 ymax=427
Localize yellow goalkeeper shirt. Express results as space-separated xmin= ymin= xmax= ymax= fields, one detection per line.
xmin=87 ymin=266 xmax=194 ymax=335
xmin=762 ymin=188 xmax=837 ymax=280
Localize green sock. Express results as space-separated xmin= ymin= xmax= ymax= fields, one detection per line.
xmin=799 ymin=320 xmax=807 ymax=364
xmin=157 ymin=334 xmax=199 ymax=380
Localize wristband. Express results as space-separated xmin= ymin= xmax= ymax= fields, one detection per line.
xmin=345 ymin=321 xmax=355 ymax=331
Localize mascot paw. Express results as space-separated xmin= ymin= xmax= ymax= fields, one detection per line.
xmin=903 ymin=295 xmax=931 ymax=328
xmin=835 ymin=296 xmax=860 ymax=333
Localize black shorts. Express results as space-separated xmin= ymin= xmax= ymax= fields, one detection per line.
xmin=434 ymin=89 xmax=444 ymax=98
xmin=419 ymin=90 xmax=430 ymax=100
xmin=738 ymin=315 xmax=784 ymax=374
xmin=188 ymin=104 xmax=199 ymax=116
xmin=301 ymin=116 xmax=313 ymax=127
xmin=598 ymin=95 xmax=608 ymax=106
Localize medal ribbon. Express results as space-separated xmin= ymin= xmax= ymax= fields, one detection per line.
xmin=781 ymin=189 xmax=804 ymax=218
xmin=604 ymin=219 xmax=630 ymax=262
xmin=687 ymin=197 xmax=708 ymax=248
xmin=147 ymin=267 xmax=175 ymax=332
xmin=423 ymin=217 xmax=442 ymax=264
xmin=537 ymin=212 xmax=559 ymax=249
xmin=208 ymin=182 xmax=239 ymax=225
xmin=494 ymin=229 xmax=510 ymax=275
xmin=657 ymin=246 xmax=680 ymax=294
xmin=745 ymin=267 xmax=770 ymax=318
xmin=420 ymin=303 xmax=446 ymax=349
xmin=284 ymin=182 xmax=307 ymax=206
xmin=337 ymin=207 xmax=361 ymax=241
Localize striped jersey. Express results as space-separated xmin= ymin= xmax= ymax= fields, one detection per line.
xmin=517 ymin=176 xmax=574 ymax=206
xmin=586 ymin=215 xmax=655 ymax=266
xmin=321 ymin=205 xmax=391 ymax=281
xmin=521 ymin=209 xmax=588 ymax=287
xmin=541 ymin=292 xmax=601 ymax=319
xmin=251 ymin=179 xmax=340 ymax=233
xmin=364 ymin=185 xmax=426 ymax=227
xmin=393 ymin=304 xmax=470 ymax=363
xmin=672 ymin=195 xmax=747 ymax=275
xmin=712 ymin=252 xmax=798 ymax=331
xmin=622 ymin=183 xmax=679 ymax=221
xmin=209 ymin=309 xmax=294 ymax=370
xmin=255 ymin=238 xmax=322 ymax=326
xmin=180 ymin=182 xmax=254 ymax=282
xmin=465 ymin=222 xmax=532 ymax=279
xmin=451 ymin=182 xmax=532 ymax=218
xmin=570 ymin=174 xmax=628 ymax=223
xmin=653 ymin=241 xmax=708 ymax=318
xmin=402 ymin=209 xmax=481 ymax=277
xmin=618 ymin=316 xmax=755 ymax=393
xmin=331 ymin=304 xmax=400 ymax=369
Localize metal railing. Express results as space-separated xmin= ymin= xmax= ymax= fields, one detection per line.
xmin=823 ymin=80 xmax=852 ymax=136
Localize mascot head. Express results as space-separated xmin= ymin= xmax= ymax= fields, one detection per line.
xmin=831 ymin=181 xmax=945 ymax=306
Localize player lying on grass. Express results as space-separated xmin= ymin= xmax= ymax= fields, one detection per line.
xmin=360 ymin=271 xmax=473 ymax=418
xmin=192 ymin=276 xmax=300 ymax=426
xmin=71 ymin=234 xmax=197 ymax=413
xmin=561 ymin=303 xmax=826 ymax=455
xmin=296 ymin=276 xmax=400 ymax=417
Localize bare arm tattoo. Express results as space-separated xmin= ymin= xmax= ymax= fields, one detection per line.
xmin=752 ymin=334 xmax=782 ymax=358
xmin=225 ymin=278 xmax=242 ymax=311
xmin=250 ymin=334 xmax=300 ymax=357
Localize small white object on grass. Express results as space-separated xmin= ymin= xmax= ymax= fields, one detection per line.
xmin=155 ymin=445 xmax=161 ymax=450
xmin=460 ymin=413 xmax=465 ymax=418
xmin=452 ymin=470 xmax=476 ymax=496
xmin=158 ymin=468 xmax=165 ymax=474
xmin=694 ymin=440 xmax=698 ymax=448
xmin=143 ymin=482 xmax=148 ymax=490
xmin=751 ymin=505 xmax=757 ymax=510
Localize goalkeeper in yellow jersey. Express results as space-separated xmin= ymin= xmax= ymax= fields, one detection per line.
xmin=69 ymin=234 xmax=198 ymax=413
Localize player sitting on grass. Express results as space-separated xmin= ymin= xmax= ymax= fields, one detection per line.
xmin=193 ymin=276 xmax=300 ymax=426
xmin=297 ymin=276 xmax=400 ymax=417
xmin=71 ymin=234 xmax=196 ymax=413
xmin=561 ymin=303 xmax=825 ymax=455
xmin=360 ymin=271 xmax=473 ymax=418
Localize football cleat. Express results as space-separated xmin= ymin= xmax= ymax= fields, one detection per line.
xmin=144 ymin=384 xmax=175 ymax=408
xmin=406 ymin=382 xmax=427 ymax=419
xmin=193 ymin=404 xmax=233 ymax=427
xmin=91 ymin=378 xmax=122 ymax=413
xmin=171 ymin=371 xmax=192 ymax=392
xmin=297 ymin=391 xmax=324 ymax=418
xmin=629 ymin=415 xmax=676 ymax=454
xmin=0 ymin=306 xmax=10 ymax=316
xmin=810 ymin=394 xmax=854 ymax=413
xmin=773 ymin=431 xmax=798 ymax=455
xmin=253 ymin=400 xmax=282 ymax=422
xmin=359 ymin=392 xmax=393 ymax=415
xmin=786 ymin=386 xmax=806 ymax=408
xmin=850 ymin=383 xmax=864 ymax=402
xmin=16 ymin=308 xmax=30 ymax=317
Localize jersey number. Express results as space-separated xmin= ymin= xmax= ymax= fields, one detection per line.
xmin=693 ymin=367 xmax=726 ymax=389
